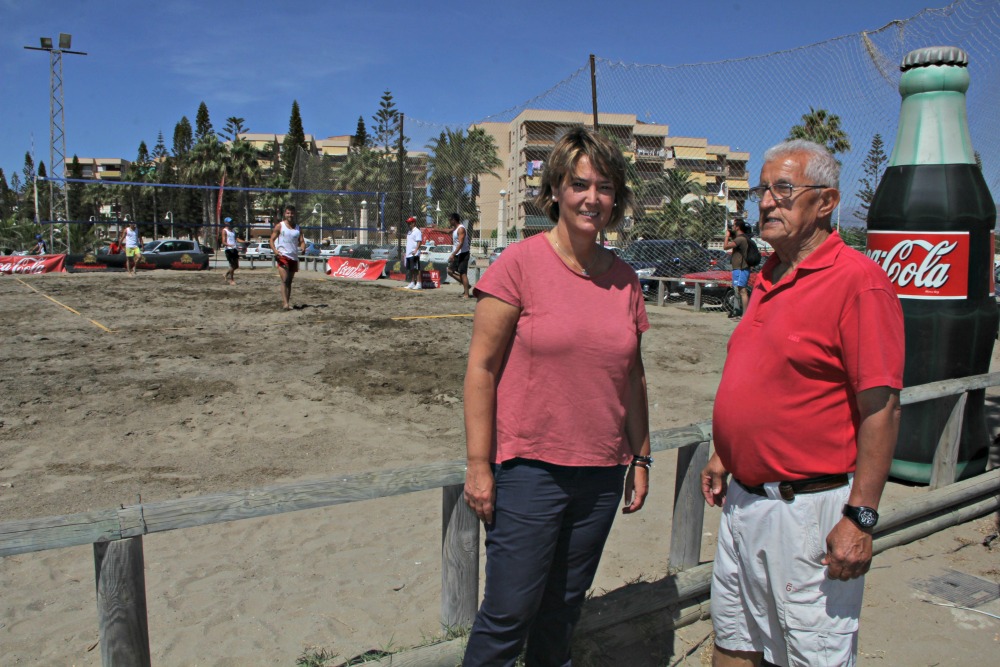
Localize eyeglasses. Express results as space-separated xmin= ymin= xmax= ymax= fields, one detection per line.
xmin=748 ymin=183 xmax=829 ymax=202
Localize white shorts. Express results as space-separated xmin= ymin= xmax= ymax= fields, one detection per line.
xmin=710 ymin=478 xmax=864 ymax=667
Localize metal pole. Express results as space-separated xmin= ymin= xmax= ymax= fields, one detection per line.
xmin=498 ymin=190 xmax=507 ymax=248
xmin=589 ymin=54 xmax=600 ymax=131
xmin=397 ymin=114 xmax=405 ymax=254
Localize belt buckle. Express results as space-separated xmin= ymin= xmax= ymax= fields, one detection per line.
xmin=778 ymin=481 xmax=795 ymax=501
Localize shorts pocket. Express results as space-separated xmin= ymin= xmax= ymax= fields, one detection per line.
xmin=783 ymin=602 xmax=859 ymax=667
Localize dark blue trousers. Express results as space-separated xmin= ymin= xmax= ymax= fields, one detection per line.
xmin=462 ymin=459 xmax=626 ymax=667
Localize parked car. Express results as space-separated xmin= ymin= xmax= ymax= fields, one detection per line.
xmin=418 ymin=243 xmax=437 ymax=263
xmin=488 ymin=246 xmax=505 ymax=265
xmin=319 ymin=244 xmax=348 ymax=258
xmin=676 ymin=254 xmax=765 ymax=314
xmin=304 ymin=242 xmax=321 ymax=257
xmin=138 ymin=238 xmax=211 ymax=269
xmin=370 ymin=244 xmax=401 ymax=261
xmin=245 ymin=241 xmax=274 ymax=261
xmin=237 ymin=241 xmax=250 ymax=257
xmin=603 ymin=245 xmax=622 ymax=257
xmin=345 ymin=243 xmax=378 ymax=259
xmin=620 ymin=239 xmax=713 ymax=298
xmin=425 ymin=244 xmax=454 ymax=265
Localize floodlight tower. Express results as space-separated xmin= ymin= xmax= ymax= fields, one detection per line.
xmin=24 ymin=33 xmax=87 ymax=252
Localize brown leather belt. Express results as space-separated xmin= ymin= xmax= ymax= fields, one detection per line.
xmin=736 ymin=474 xmax=849 ymax=501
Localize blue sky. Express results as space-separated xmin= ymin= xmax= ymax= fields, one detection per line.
xmin=1 ymin=0 xmax=947 ymax=181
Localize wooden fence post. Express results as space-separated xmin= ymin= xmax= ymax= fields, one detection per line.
xmin=441 ymin=484 xmax=479 ymax=629
xmin=669 ymin=440 xmax=710 ymax=571
xmin=94 ymin=537 xmax=151 ymax=667
xmin=930 ymin=392 xmax=968 ymax=490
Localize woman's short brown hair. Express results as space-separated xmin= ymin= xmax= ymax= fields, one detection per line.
xmin=535 ymin=126 xmax=633 ymax=228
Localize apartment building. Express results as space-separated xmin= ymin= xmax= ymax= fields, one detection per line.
xmin=474 ymin=110 xmax=749 ymax=245
xmin=73 ymin=157 xmax=131 ymax=181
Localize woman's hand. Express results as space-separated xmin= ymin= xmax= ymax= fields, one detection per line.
xmin=464 ymin=460 xmax=496 ymax=523
xmin=622 ymin=464 xmax=648 ymax=514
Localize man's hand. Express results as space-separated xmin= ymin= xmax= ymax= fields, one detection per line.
xmin=622 ymin=465 xmax=648 ymax=514
xmin=822 ymin=517 xmax=873 ymax=580
xmin=464 ymin=460 xmax=495 ymax=524
xmin=701 ymin=452 xmax=728 ymax=507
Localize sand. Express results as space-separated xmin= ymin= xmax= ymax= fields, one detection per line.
xmin=0 ymin=264 xmax=998 ymax=666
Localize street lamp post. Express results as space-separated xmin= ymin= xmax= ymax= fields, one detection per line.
xmin=359 ymin=200 xmax=368 ymax=245
xmin=497 ymin=190 xmax=507 ymax=249
xmin=435 ymin=201 xmax=440 ymax=227
xmin=312 ymin=203 xmax=323 ymax=241
xmin=165 ymin=211 xmax=174 ymax=238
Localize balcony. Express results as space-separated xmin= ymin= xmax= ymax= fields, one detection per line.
xmin=635 ymin=147 xmax=668 ymax=160
xmin=523 ymin=135 xmax=556 ymax=149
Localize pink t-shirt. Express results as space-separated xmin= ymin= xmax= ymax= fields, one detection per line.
xmin=474 ymin=233 xmax=650 ymax=467
xmin=713 ymin=232 xmax=905 ymax=486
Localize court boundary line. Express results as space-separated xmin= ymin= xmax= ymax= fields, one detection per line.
xmin=14 ymin=278 xmax=116 ymax=333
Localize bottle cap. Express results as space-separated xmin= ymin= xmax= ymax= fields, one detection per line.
xmin=900 ymin=46 xmax=968 ymax=72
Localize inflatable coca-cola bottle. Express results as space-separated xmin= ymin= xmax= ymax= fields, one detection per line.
xmin=866 ymin=46 xmax=998 ymax=483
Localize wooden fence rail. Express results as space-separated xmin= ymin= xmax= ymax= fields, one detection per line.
xmin=1 ymin=375 xmax=998 ymax=665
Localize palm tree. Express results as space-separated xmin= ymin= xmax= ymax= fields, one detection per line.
xmin=628 ymin=167 xmax=702 ymax=240
xmin=787 ymin=107 xmax=851 ymax=155
xmin=427 ymin=127 xmax=502 ymax=224
xmin=227 ymin=138 xmax=261 ymax=228
xmin=185 ymin=134 xmax=228 ymax=244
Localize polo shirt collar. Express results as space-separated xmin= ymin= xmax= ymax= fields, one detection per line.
xmin=760 ymin=231 xmax=845 ymax=291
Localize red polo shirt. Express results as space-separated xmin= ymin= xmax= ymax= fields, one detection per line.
xmin=713 ymin=232 xmax=904 ymax=486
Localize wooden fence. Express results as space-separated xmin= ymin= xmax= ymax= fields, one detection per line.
xmin=1 ymin=374 xmax=999 ymax=665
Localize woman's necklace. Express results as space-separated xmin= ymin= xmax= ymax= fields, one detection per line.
xmin=550 ymin=234 xmax=601 ymax=276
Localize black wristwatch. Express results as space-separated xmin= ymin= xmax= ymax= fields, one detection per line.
xmin=843 ymin=504 xmax=879 ymax=531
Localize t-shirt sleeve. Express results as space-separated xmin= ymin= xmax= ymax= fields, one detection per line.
xmin=633 ymin=275 xmax=650 ymax=334
xmin=840 ymin=286 xmax=905 ymax=392
xmin=474 ymin=245 xmax=523 ymax=308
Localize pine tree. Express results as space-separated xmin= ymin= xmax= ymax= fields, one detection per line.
xmin=0 ymin=168 xmax=12 ymax=220
xmin=195 ymin=102 xmax=214 ymax=143
xmin=853 ymin=133 xmax=887 ymax=223
xmin=173 ymin=118 xmax=193 ymax=157
xmin=372 ymin=90 xmax=403 ymax=155
xmin=352 ymin=115 xmax=369 ymax=151
xmin=282 ymin=100 xmax=306 ymax=181
xmin=222 ymin=117 xmax=248 ymax=143
xmin=67 ymin=156 xmax=84 ymax=223
xmin=152 ymin=132 xmax=169 ymax=161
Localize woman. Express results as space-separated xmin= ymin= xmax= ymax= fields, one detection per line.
xmin=269 ymin=204 xmax=306 ymax=310
xmin=462 ymin=126 xmax=652 ymax=666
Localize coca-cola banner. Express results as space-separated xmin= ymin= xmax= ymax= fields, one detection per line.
xmin=325 ymin=257 xmax=387 ymax=280
xmin=0 ymin=254 xmax=67 ymax=275
xmin=866 ymin=231 xmax=970 ymax=299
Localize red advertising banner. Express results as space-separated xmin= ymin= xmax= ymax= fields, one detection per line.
xmin=866 ymin=231 xmax=970 ymax=300
xmin=325 ymin=256 xmax=387 ymax=280
xmin=0 ymin=254 xmax=66 ymax=275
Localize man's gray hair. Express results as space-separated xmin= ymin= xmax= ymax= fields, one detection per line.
xmin=762 ymin=139 xmax=840 ymax=192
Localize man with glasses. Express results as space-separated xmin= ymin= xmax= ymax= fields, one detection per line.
xmin=702 ymin=139 xmax=904 ymax=667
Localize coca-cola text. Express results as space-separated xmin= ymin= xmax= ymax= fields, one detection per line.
xmin=865 ymin=231 xmax=969 ymax=299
